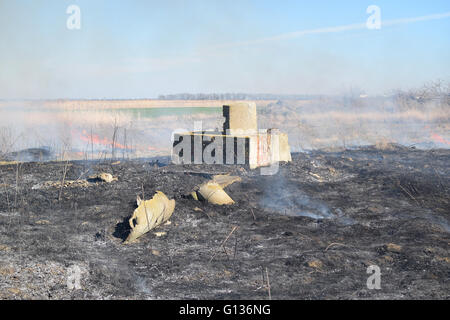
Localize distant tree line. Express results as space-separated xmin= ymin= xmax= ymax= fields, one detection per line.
xmin=157 ymin=93 xmax=322 ymax=100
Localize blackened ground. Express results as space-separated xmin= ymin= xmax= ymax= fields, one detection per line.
xmin=0 ymin=145 xmax=448 ymax=299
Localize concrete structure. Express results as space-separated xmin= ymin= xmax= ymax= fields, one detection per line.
xmin=172 ymin=102 xmax=291 ymax=169
xmin=223 ymin=102 xmax=258 ymax=135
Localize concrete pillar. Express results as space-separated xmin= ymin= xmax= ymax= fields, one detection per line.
xmin=223 ymin=102 xmax=257 ymax=135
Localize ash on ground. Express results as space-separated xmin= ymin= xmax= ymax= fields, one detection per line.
xmin=0 ymin=145 xmax=448 ymax=299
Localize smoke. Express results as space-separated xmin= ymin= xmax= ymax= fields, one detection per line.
xmin=0 ymin=2 xmax=448 ymax=158
xmin=259 ymin=171 xmax=334 ymax=220
xmin=1 ymin=84 xmax=449 ymax=162
xmin=0 ymin=100 xmax=224 ymax=160
xmin=258 ymin=82 xmax=450 ymax=152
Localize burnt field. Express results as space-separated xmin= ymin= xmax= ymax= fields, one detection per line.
xmin=0 ymin=145 xmax=449 ymax=299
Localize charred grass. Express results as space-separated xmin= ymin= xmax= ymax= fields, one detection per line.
xmin=0 ymin=146 xmax=449 ymax=299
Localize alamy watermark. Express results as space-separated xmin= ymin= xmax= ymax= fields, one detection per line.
xmin=64 ymin=5 xmax=380 ymax=31
xmin=66 ymin=264 xmax=83 ymax=290
xmin=66 ymin=5 xmax=81 ymax=30
xmin=171 ymin=121 xmax=279 ymax=175
xmin=366 ymin=265 xmax=381 ymax=290
xmin=367 ymin=5 xmax=381 ymax=30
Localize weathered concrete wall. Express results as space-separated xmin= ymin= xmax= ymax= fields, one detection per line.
xmin=172 ymin=132 xmax=250 ymax=165
xmin=172 ymin=103 xmax=291 ymax=169
xmin=223 ymin=102 xmax=257 ymax=135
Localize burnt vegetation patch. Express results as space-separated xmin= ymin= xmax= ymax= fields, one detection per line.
xmin=0 ymin=147 xmax=449 ymax=299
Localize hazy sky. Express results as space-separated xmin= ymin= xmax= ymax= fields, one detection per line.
xmin=0 ymin=0 xmax=449 ymax=99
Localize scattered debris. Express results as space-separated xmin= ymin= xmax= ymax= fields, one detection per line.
xmin=0 ymin=161 xmax=19 ymax=166
xmin=307 ymin=260 xmax=323 ymax=269
xmin=149 ymin=159 xmax=166 ymax=168
xmin=32 ymin=180 xmax=90 ymax=190
xmin=124 ymin=192 xmax=175 ymax=244
xmin=7 ymin=288 xmax=21 ymax=295
xmin=324 ymin=242 xmax=348 ymax=251
xmin=0 ymin=266 xmax=14 ymax=275
xmin=385 ymin=243 xmax=403 ymax=253
xmin=211 ymin=175 xmax=242 ymax=188
xmin=197 ymin=181 xmax=235 ymax=205
xmin=153 ymin=232 xmax=167 ymax=237
xmin=88 ymin=173 xmax=117 ymax=183
xmin=192 ymin=175 xmax=241 ymax=205
xmin=0 ymin=147 xmax=448 ymax=299
xmin=31 ymin=172 xmax=117 ymax=190
xmin=308 ymin=172 xmax=323 ymax=181
xmin=35 ymin=220 xmax=50 ymax=225
xmin=435 ymin=256 xmax=450 ymax=263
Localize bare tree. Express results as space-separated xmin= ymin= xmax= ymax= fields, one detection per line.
xmin=394 ymin=79 xmax=449 ymax=111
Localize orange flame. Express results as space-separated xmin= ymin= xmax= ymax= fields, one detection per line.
xmin=430 ymin=132 xmax=450 ymax=146
xmin=424 ymin=125 xmax=450 ymax=146
xmin=72 ymin=129 xmax=157 ymax=151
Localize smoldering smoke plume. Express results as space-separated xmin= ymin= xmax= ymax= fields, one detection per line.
xmin=258 ymin=80 xmax=450 ymax=152
xmin=259 ymin=171 xmax=333 ymax=220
